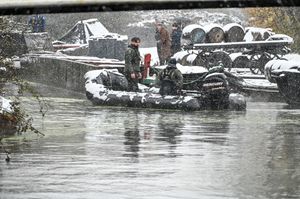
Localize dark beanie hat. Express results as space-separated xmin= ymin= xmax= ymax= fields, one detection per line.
xmin=168 ymin=58 xmax=177 ymax=67
xmin=131 ymin=37 xmax=141 ymax=42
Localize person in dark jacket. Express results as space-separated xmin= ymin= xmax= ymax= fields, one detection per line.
xmin=28 ymin=15 xmax=46 ymax=32
xmin=158 ymin=58 xmax=183 ymax=95
xmin=171 ymin=22 xmax=182 ymax=56
xmin=124 ymin=37 xmax=142 ymax=92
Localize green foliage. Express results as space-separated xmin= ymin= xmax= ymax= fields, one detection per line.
xmin=1 ymin=16 xmax=46 ymax=139
xmin=1 ymin=57 xmax=46 ymax=137
xmin=245 ymin=7 xmax=300 ymax=53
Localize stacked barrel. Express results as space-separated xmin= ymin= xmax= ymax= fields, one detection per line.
xmin=177 ymin=23 xmax=275 ymax=72
xmin=181 ymin=23 xmax=246 ymax=45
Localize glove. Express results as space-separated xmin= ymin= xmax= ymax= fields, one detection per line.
xmin=137 ymin=72 xmax=142 ymax=79
xmin=130 ymin=73 xmax=136 ymax=79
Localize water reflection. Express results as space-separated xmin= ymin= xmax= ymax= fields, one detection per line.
xmin=1 ymin=99 xmax=300 ymax=199
xmin=226 ymin=103 xmax=300 ymax=199
xmin=265 ymin=110 xmax=300 ymax=199
xmin=156 ymin=114 xmax=183 ymax=145
xmin=192 ymin=112 xmax=230 ymax=146
xmin=123 ymin=115 xmax=141 ymax=158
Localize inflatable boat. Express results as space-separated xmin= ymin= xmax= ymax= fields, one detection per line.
xmin=265 ymin=59 xmax=300 ymax=106
xmin=84 ymin=68 xmax=246 ymax=111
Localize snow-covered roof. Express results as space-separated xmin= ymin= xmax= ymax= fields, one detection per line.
xmin=90 ymin=32 xmax=128 ymax=41
xmin=83 ymin=18 xmax=109 ymax=36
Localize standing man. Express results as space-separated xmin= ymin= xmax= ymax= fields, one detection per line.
xmin=155 ymin=22 xmax=162 ymax=66
xmin=171 ymin=22 xmax=182 ymax=56
xmin=28 ymin=14 xmax=46 ymax=32
xmin=155 ymin=22 xmax=171 ymax=65
xmin=28 ymin=15 xmax=38 ymax=32
xmin=125 ymin=37 xmax=142 ymax=92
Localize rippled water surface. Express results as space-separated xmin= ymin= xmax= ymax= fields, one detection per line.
xmin=1 ymin=97 xmax=300 ymax=199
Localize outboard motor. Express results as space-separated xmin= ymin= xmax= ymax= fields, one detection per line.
xmin=201 ymin=72 xmax=229 ymax=109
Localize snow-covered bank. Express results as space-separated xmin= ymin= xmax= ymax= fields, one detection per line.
xmin=0 ymin=96 xmax=13 ymax=114
xmin=0 ymin=96 xmax=17 ymax=137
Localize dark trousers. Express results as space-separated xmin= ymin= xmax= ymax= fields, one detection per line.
xmin=157 ymin=43 xmax=163 ymax=65
xmin=125 ymin=73 xmax=139 ymax=92
xmin=171 ymin=45 xmax=181 ymax=56
xmin=159 ymin=80 xmax=178 ymax=96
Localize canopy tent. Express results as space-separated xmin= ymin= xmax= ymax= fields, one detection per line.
xmin=58 ymin=18 xmax=110 ymax=44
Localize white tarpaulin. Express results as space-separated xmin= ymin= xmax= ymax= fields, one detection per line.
xmin=58 ymin=18 xmax=110 ymax=44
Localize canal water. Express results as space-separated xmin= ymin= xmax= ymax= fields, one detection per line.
xmin=0 ymin=97 xmax=300 ymax=199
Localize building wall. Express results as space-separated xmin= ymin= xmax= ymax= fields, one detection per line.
xmin=20 ymin=56 xmax=98 ymax=93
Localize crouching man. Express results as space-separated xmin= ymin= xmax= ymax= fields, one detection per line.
xmin=158 ymin=58 xmax=183 ymax=95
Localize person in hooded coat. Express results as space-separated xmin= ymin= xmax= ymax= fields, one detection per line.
xmin=155 ymin=22 xmax=171 ymax=65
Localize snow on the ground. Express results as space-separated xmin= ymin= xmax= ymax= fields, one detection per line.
xmin=127 ymin=10 xmax=244 ymax=28
xmin=0 ymin=96 xmax=13 ymax=114
xmin=283 ymin=53 xmax=300 ymax=62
